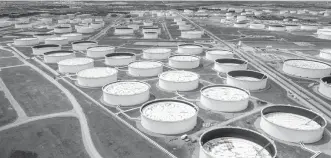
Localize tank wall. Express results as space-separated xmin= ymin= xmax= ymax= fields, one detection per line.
xmin=77 ymin=27 xmax=95 ymax=34
xmin=58 ymin=62 xmax=94 ymax=73
xmin=319 ymin=52 xmax=331 ymax=60
xmin=178 ymin=46 xmax=203 ymax=55
xmin=62 ymin=34 xmax=83 ymax=41
xmin=206 ymin=53 xmax=233 ymax=61
xmin=169 ymin=59 xmax=200 ymax=69
xmin=34 ymin=35 xmax=54 ymax=42
xmin=72 ymin=43 xmax=98 ymax=51
xmin=143 ymin=52 xmax=171 ymax=60
xmin=159 ymin=79 xmax=199 ymax=91
xmin=200 ymin=95 xmax=249 ymax=112
xmin=283 ymin=63 xmax=331 ymax=78
xmin=226 ymin=76 xmax=267 ymax=90
xmin=103 ymin=90 xmax=149 ymax=106
xmin=87 ymin=48 xmax=115 ymax=58
xmin=44 ymin=53 xmax=75 ymax=63
xmin=128 ymin=66 xmax=163 ymax=77
xmin=105 ymin=56 xmax=136 ymax=66
xmin=214 ymin=63 xmax=247 ymax=73
xmin=54 ymin=27 xmax=72 ymax=33
xmin=14 ymin=39 xmax=39 ymax=46
xmin=143 ymin=33 xmax=158 ymax=39
xmin=77 ymin=74 xmax=117 ymax=87
xmin=319 ymin=80 xmax=331 ymax=98
xmin=45 ymin=39 xmax=68 ymax=45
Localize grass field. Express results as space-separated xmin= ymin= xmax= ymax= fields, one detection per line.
xmin=0 ymin=49 xmax=14 ymax=57
xmin=0 ymin=57 xmax=23 ymax=68
xmin=0 ymin=66 xmax=72 ymax=116
xmin=0 ymin=117 xmax=90 ymax=158
xmin=0 ymin=91 xmax=17 ymax=127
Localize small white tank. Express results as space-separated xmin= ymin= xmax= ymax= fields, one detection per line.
xmin=58 ymin=57 xmax=94 ymax=73
xmin=32 ymin=44 xmax=61 ymax=55
xmin=102 ymin=81 xmax=150 ymax=106
xmin=260 ymin=105 xmax=326 ymax=143
xmin=77 ymin=67 xmax=118 ymax=87
xmin=158 ymin=70 xmax=200 ymax=91
xmin=114 ymin=27 xmax=134 ymax=35
xmin=226 ymin=70 xmax=268 ymax=91
xmin=168 ymin=55 xmax=200 ymax=69
xmin=200 ymin=85 xmax=250 ymax=112
xmin=72 ymin=41 xmax=98 ymax=51
xmin=54 ymin=26 xmax=72 ymax=34
xmin=206 ymin=50 xmax=233 ymax=61
xmin=45 ymin=37 xmax=68 ymax=45
xmin=43 ymin=50 xmax=76 ymax=63
xmin=214 ymin=58 xmax=248 ymax=73
xmin=140 ymin=99 xmax=198 ymax=134
xmin=181 ymin=31 xmax=203 ymax=39
xmin=282 ymin=59 xmax=331 ymax=78
xmin=86 ymin=45 xmax=115 ymax=58
xmin=128 ymin=61 xmax=163 ymax=77
xmin=105 ymin=52 xmax=136 ymax=66
xmin=61 ymin=33 xmax=83 ymax=42
xmin=14 ymin=38 xmax=39 ymax=46
xmin=90 ymin=22 xmax=104 ymax=30
xmin=142 ymin=48 xmax=172 ymax=60
xmin=33 ymin=33 xmax=54 ymax=42
xmin=177 ymin=44 xmax=203 ymax=55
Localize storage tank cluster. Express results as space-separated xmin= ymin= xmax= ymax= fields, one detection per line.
xmin=282 ymin=59 xmax=331 ymax=78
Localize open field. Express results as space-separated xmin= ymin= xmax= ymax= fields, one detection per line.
xmin=0 ymin=90 xmax=17 ymax=127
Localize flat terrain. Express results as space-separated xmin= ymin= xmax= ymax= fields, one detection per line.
xmin=0 ymin=90 xmax=17 ymax=127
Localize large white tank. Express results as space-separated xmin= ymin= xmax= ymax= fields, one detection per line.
xmin=102 ymin=81 xmax=150 ymax=106
xmin=200 ymin=85 xmax=250 ymax=112
xmin=143 ymin=31 xmax=158 ymax=39
xmin=43 ymin=50 xmax=76 ymax=63
xmin=260 ymin=105 xmax=326 ymax=143
xmin=105 ymin=52 xmax=136 ymax=66
xmin=142 ymin=48 xmax=172 ymax=60
xmin=54 ymin=26 xmax=72 ymax=34
xmin=72 ymin=41 xmax=98 ymax=51
xmin=32 ymin=44 xmax=61 ymax=55
xmin=181 ymin=31 xmax=203 ymax=39
xmin=143 ymin=21 xmax=153 ymax=26
xmin=319 ymin=49 xmax=331 ymax=60
xmin=58 ymin=57 xmax=94 ymax=73
xmin=128 ymin=61 xmax=163 ymax=77
xmin=45 ymin=37 xmax=69 ymax=45
xmin=14 ymin=38 xmax=39 ymax=46
xmin=177 ymin=44 xmax=203 ymax=55
xmin=214 ymin=58 xmax=248 ymax=73
xmin=76 ymin=67 xmax=118 ymax=87
xmin=301 ymin=25 xmax=318 ymax=31
xmin=319 ymin=76 xmax=331 ymax=98
xmin=114 ymin=27 xmax=134 ymax=35
xmin=206 ymin=50 xmax=233 ymax=61
xmin=268 ymin=25 xmax=286 ymax=31
xmin=90 ymin=22 xmax=104 ymax=30
xmin=86 ymin=45 xmax=115 ymax=58
xmin=234 ymin=22 xmax=248 ymax=28
xmin=249 ymin=23 xmax=265 ymax=29
xmin=61 ymin=33 xmax=83 ymax=42
xmin=158 ymin=71 xmax=200 ymax=91
xmin=168 ymin=55 xmax=200 ymax=69
xmin=282 ymin=59 xmax=331 ymax=78
xmin=33 ymin=33 xmax=54 ymax=42
xmin=142 ymin=27 xmax=161 ymax=34
xmin=77 ymin=26 xmax=95 ymax=34
xmin=140 ymin=99 xmax=198 ymax=134
xmin=226 ymin=70 xmax=268 ymax=91
xmin=199 ymin=127 xmax=277 ymax=158
xmin=82 ymin=18 xmax=93 ymax=24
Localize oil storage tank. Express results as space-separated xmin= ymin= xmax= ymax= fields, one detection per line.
xmin=72 ymin=41 xmax=98 ymax=51
xmin=86 ymin=45 xmax=115 ymax=58
xmin=140 ymin=99 xmax=198 ymax=134
xmin=128 ymin=61 xmax=163 ymax=77
xmin=33 ymin=33 xmax=54 ymax=42
xmin=32 ymin=44 xmax=61 ymax=55
xmin=168 ymin=55 xmax=200 ymax=69
xmin=102 ymin=81 xmax=150 ymax=106
xmin=260 ymin=105 xmax=326 ymax=143
xmin=76 ymin=67 xmax=118 ymax=87
xmin=105 ymin=52 xmax=136 ymax=66
xmin=226 ymin=70 xmax=268 ymax=91
xmin=177 ymin=44 xmax=203 ymax=55
xmin=318 ymin=76 xmax=331 ymax=98
xmin=43 ymin=50 xmax=75 ymax=63
xmin=45 ymin=37 xmax=68 ymax=45
xmin=282 ymin=59 xmax=331 ymax=78
xmin=54 ymin=26 xmax=72 ymax=34
xmin=58 ymin=57 xmax=94 ymax=73
xmin=200 ymin=85 xmax=250 ymax=112
xmin=199 ymin=127 xmax=277 ymax=158
xmin=214 ymin=58 xmax=248 ymax=73
xmin=206 ymin=50 xmax=233 ymax=61
xmin=158 ymin=70 xmax=200 ymax=91
xmin=77 ymin=26 xmax=95 ymax=34
xmin=61 ymin=33 xmax=83 ymax=42
xmin=142 ymin=48 xmax=172 ymax=60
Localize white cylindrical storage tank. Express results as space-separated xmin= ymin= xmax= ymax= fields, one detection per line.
xmin=128 ymin=61 xmax=163 ymax=77
xmin=319 ymin=49 xmax=331 ymax=60
xmin=142 ymin=48 xmax=171 ymax=60
xmin=301 ymin=25 xmax=318 ymax=31
xmin=200 ymin=85 xmax=250 ymax=112
xmin=282 ymin=59 xmax=331 ymax=78
xmin=72 ymin=41 xmax=98 ymax=51
xmin=140 ymin=99 xmax=198 ymax=135
xmin=114 ymin=27 xmax=134 ymax=35
xmin=86 ymin=45 xmax=115 ymax=58
xmin=226 ymin=70 xmax=268 ymax=91
xmin=76 ymin=67 xmax=118 ymax=87
xmin=90 ymin=22 xmax=104 ymax=30
xmin=77 ymin=26 xmax=95 ymax=34
xmin=205 ymin=50 xmax=233 ymax=61
xmin=268 ymin=25 xmax=286 ymax=31
xmin=214 ymin=58 xmax=248 ymax=73
xmin=143 ymin=21 xmax=153 ymax=26
xmin=177 ymin=44 xmax=203 ymax=55
xmin=249 ymin=23 xmax=265 ymax=29
xmin=168 ymin=55 xmax=200 ymax=69
xmin=45 ymin=37 xmax=68 ymax=45
xmin=128 ymin=24 xmax=139 ymax=31
xmin=199 ymin=127 xmax=277 ymax=158
xmin=234 ymin=22 xmax=248 ymax=28
xmin=319 ymin=76 xmax=331 ymax=98
xmin=14 ymin=38 xmax=39 ymax=46
xmin=178 ymin=24 xmax=192 ymax=31
xmin=142 ymin=27 xmax=161 ymax=34
xmin=33 ymin=33 xmax=54 ymax=42
xmin=61 ymin=33 xmax=83 ymax=42
xmin=181 ymin=31 xmax=203 ymax=39
xmin=58 ymin=57 xmax=94 ymax=74
xmin=143 ymin=31 xmax=158 ymax=39
xmin=158 ymin=71 xmax=200 ymax=91
xmin=74 ymin=23 xmax=88 ymax=30
xmin=32 ymin=44 xmax=61 ymax=55
xmin=43 ymin=50 xmax=76 ymax=63
xmin=54 ymin=26 xmax=72 ymax=34
xmin=260 ymin=105 xmax=326 ymax=143
xmin=102 ymin=81 xmax=150 ymax=106
xmin=105 ymin=52 xmax=136 ymax=66
xmin=286 ymin=25 xmax=300 ymax=31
